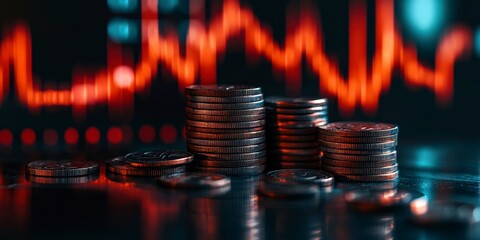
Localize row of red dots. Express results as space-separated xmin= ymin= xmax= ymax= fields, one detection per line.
xmin=0 ymin=124 xmax=180 ymax=146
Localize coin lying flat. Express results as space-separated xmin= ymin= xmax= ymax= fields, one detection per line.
xmin=187 ymin=136 xmax=265 ymax=147
xmin=265 ymin=169 xmax=334 ymax=187
xmin=194 ymin=158 xmax=266 ymax=168
xmin=257 ymin=181 xmax=319 ymax=198
xmin=106 ymin=157 xmax=186 ymax=176
xmin=323 ymin=164 xmax=398 ymax=175
xmin=265 ymin=97 xmax=328 ymax=108
xmin=335 ymin=171 xmax=399 ymax=182
xmin=319 ymin=140 xmax=397 ymax=150
xmin=125 ymin=150 xmax=194 ymax=167
xmin=320 ymin=146 xmax=395 ymax=155
xmin=195 ymin=151 xmax=266 ymax=161
xmin=322 ymin=158 xmax=397 ymax=168
xmin=186 ymin=94 xmax=263 ymax=103
xmin=185 ymin=85 xmax=262 ymax=97
xmin=193 ymin=165 xmax=265 ymax=176
xmin=345 ymin=189 xmax=425 ymax=212
xmin=186 ymin=100 xmax=264 ymax=110
xmin=318 ymin=122 xmax=398 ymax=137
xmin=26 ymin=160 xmax=99 ymax=177
xmin=186 ymin=113 xmax=264 ymax=122
xmin=319 ymin=135 xmax=398 ymax=144
xmin=323 ymin=151 xmax=397 ymax=161
xmin=26 ymin=174 xmax=99 ymax=184
xmin=158 ymin=172 xmax=231 ymax=189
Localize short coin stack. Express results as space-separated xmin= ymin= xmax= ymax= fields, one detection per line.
xmin=318 ymin=122 xmax=399 ymax=182
xmin=185 ymin=85 xmax=266 ymax=176
xmin=265 ymin=97 xmax=328 ymax=169
xmin=106 ymin=150 xmax=192 ymax=176
xmin=25 ymin=160 xmax=99 ymax=184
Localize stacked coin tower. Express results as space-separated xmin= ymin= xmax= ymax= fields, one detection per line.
xmin=265 ymin=97 xmax=328 ymax=169
xmin=318 ymin=122 xmax=399 ymax=182
xmin=185 ymin=85 xmax=266 ymax=176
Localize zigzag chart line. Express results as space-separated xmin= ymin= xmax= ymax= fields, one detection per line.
xmin=0 ymin=0 xmax=472 ymax=115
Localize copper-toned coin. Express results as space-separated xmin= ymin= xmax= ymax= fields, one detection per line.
xmin=185 ymin=85 xmax=261 ymax=97
xmin=319 ymin=135 xmax=397 ymax=143
xmin=186 ymin=119 xmax=265 ymax=129
xmin=187 ymin=136 xmax=265 ymax=146
xmin=186 ymin=94 xmax=263 ymax=103
xmin=195 ymin=151 xmax=266 ymax=161
xmin=125 ymin=150 xmax=193 ymax=167
xmin=187 ymin=143 xmax=266 ymax=154
xmin=319 ymin=140 xmax=397 ymax=150
xmin=106 ymin=157 xmax=186 ymax=176
xmin=318 ymin=122 xmax=398 ymax=137
xmin=323 ymin=151 xmax=397 ymax=161
xmin=265 ymin=97 xmax=328 ymax=108
xmin=186 ymin=130 xmax=264 ymax=140
xmin=323 ymin=164 xmax=398 ymax=175
xmin=322 ymin=158 xmax=397 ymax=168
xmin=25 ymin=160 xmax=99 ymax=177
xmin=186 ymin=100 xmax=264 ymax=110
xmin=335 ymin=171 xmax=399 ymax=182
xmin=186 ymin=113 xmax=264 ymax=122
xmin=194 ymin=158 xmax=266 ymax=168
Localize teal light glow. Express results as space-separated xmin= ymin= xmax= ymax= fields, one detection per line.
xmin=108 ymin=19 xmax=138 ymax=43
xmin=107 ymin=0 xmax=138 ymax=13
xmin=404 ymin=0 xmax=445 ymax=37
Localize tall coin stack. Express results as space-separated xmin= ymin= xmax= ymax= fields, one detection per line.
xmin=265 ymin=97 xmax=328 ymax=169
xmin=185 ymin=85 xmax=266 ymax=176
xmin=318 ymin=122 xmax=399 ymax=182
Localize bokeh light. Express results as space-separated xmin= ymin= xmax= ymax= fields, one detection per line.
xmin=21 ymin=128 xmax=36 ymax=145
xmin=404 ymin=0 xmax=445 ymax=38
xmin=85 ymin=127 xmax=101 ymax=145
xmin=108 ymin=19 xmax=138 ymax=43
xmin=64 ymin=128 xmax=79 ymax=145
xmin=160 ymin=124 xmax=177 ymax=144
xmin=113 ymin=66 xmax=135 ymax=88
xmin=107 ymin=0 xmax=138 ymax=13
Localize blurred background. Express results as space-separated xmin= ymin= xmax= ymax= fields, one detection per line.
xmin=0 ymin=0 xmax=478 ymax=154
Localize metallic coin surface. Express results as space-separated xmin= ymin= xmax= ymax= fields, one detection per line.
xmin=268 ymin=119 xmax=328 ymax=128
xmin=187 ymin=136 xmax=265 ymax=146
xmin=323 ymin=151 xmax=397 ymax=161
xmin=186 ymin=100 xmax=264 ymax=110
xmin=186 ymin=94 xmax=263 ymax=103
xmin=345 ymin=189 xmax=424 ymax=212
xmin=26 ymin=160 xmax=99 ymax=177
xmin=186 ymin=130 xmax=264 ymax=140
xmin=26 ymin=174 xmax=99 ymax=184
xmin=267 ymin=112 xmax=327 ymax=121
xmin=257 ymin=181 xmax=319 ymax=198
xmin=185 ymin=85 xmax=262 ymax=97
xmin=125 ymin=150 xmax=193 ymax=167
xmin=193 ymin=165 xmax=265 ymax=176
xmin=269 ymin=148 xmax=319 ymax=156
xmin=266 ymin=106 xmax=327 ymax=114
xmin=186 ymin=125 xmax=264 ymax=134
xmin=323 ymin=164 xmax=398 ymax=175
xmin=265 ymin=97 xmax=328 ymax=108
xmin=319 ymin=140 xmax=398 ymax=150
xmin=320 ymin=147 xmax=395 ymax=155
xmin=106 ymin=157 xmax=186 ymax=176
xmin=194 ymin=158 xmax=266 ymax=168
xmin=318 ymin=122 xmax=399 ymax=137
xmin=322 ymin=158 xmax=397 ymax=168
xmin=185 ymin=107 xmax=265 ymax=116
xmin=186 ymin=119 xmax=265 ymax=129
xmin=267 ymin=154 xmax=320 ymax=162
xmin=195 ymin=151 xmax=266 ymax=161
xmin=158 ymin=172 xmax=231 ymax=189
xmin=335 ymin=171 xmax=399 ymax=182
xmin=188 ymin=143 xmax=266 ymax=154
xmin=319 ymin=135 xmax=398 ymax=143
xmin=267 ymin=141 xmax=318 ymax=149
xmin=186 ymin=113 xmax=264 ymax=122
xmin=265 ymin=169 xmax=334 ymax=187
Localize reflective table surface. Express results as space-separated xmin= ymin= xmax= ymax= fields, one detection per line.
xmin=0 ymin=140 xmax=479 ymax=240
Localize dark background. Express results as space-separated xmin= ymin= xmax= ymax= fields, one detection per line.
xmin=0 ymin=0 xmax=479 ymax=152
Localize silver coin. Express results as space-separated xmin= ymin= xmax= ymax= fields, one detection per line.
xmin=323 ymin=151 xmax=397 ymax=161
xmin=187 ymin=143 xmax=266 ymax=154
xmin=186 ymin=130 xmax=264 ymax=140
xmin=186 ymin=125 xmax=264 ymax=134
xmin=267 ymin=141 xmax=318 ymax=149
xmin=410 ymin=201 xmax=480 ymax=226
xmin=319 ymin=140 xmax=397 ymax=150
xmin=26 ymin=160 xmax=99 ymax=177
xmin=265 ymin=97 xmax=328 ymax=108
xmin=319 ymin=135 xmax=398 ymax=143
xmin=185 ymin=107 xmax=265 ymax=116
xmin=194 ymin=158 xmax=266 ymax=168
xmin=269 ymin=148 xmax=319 ymax=156
xmin=266 ymin=106 xmax=327 ymax=114
xmin=323 ymin=164 xmax=398 ymax=175
xmin=187 ymin=136 xmax=265 ymax=146
xmin=186 ymin=119 xmax=265 ymax=129
xmin=265 ymin=169 xmax=334 ymax=187
xmin=322 ymin=158 xmax=397 ymax=168
xmin=125 ymin=150 xmax=194 ymax=167
xmin=186 ymin=100 xmax=264 ymax=110
xmin=320 ymin=147 xmax=396 ymax=155
xmin=186 ymin=94 xmax=263 ymax=103
xmin=345 ymin=189 xmax=425 ymax=212
xmin=334 ymin=171 xmax=399 ymax=182
xmin=186 ymin=113 xmax=264 ymax=122
xmin=193 ymin=165 xmax=265 ymax=176
xmin=319 ymin=122 xmax=399 ymax=137
xmin=257 ymin=181 xmax=319 ymax=198
xmin=106 ymin=157 xmax=186 ymax=176
xmin=158 ymin=172 xmax=231 ymax=189
xmin=26 ymin=174 xmax=98 ymax=184
xmin=185 ymin=85 xmax=262 ymax=97
xmin=267 ymin=112 xmax=327 ymax=121
xmin=195 ymin=151 xmax=266 ymax=161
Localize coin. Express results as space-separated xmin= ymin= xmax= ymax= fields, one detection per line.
xmin=265 ymin=169 xmax=334 ymax=187
xmin=186 ymin=113 xmax=264 ymax=122
xmin=185 ymin=107 xmax=265 ymax=116
xmin=271 ymin=161 xmax=320 ymax=169
xmin=268 ymin=134 xmax=317 ymax=142
xmin=186 ymin=130 xmax=264 ymax=140
xmin=185 ymin=119 xmax=265 ymax=129
xmin=269 ymin=148 xmax=319 ymax=156
xmin=106 ymin=157 xmax=186 ymax=176
xmin=267 ymin=112 xmax=327 ymax=121
xmin=319 ymin=135 xmax=397 ymax=143
xmin=267 ymin=141 xmax=318 ymax=148
xmin=185 ymin=85 xmax=262 ymax=97
xmin=158 ymin=172 xmax=231 ymax=189
xmin=186 ymin=94 xmax=263 ymax=103
xmin=193 ymin=165 xmax=265 ymax=176
xmin=320 ymin=147 xmax=395 ymax=155
xmin=194 ymin=158 xmax=266 ymax=168
xmin=319 ymin=140 xmax=397 ymax=150
xmin=335 ymin=171 xmax=399 ymax=182
xmin=267 ymin=154 xmax=320 ymax=162
xmin=187 ymin=143 xmax=266 ymax=154
xmin=266 ymin=106 xmax=327 ymax=114
xmin=268 ymin=119 xmax=328 ymax=128
xmin=265 ymin=97 xmax=328 ymax=108
xmin=267 ymin=127 xmax=318 ymax=135
xmin=125 ymin=150 xmax=193 ymax=167
xmin=323 ymin=151 xmax=397 ymax=161
xmin=257 ymin=181 xmax=319 ymax=198
xmin=322 ymin=158 xmax=397 ymax=168
xmin=195 ymin=151 xmax=266 ymax=161
xmin=323 ymin=164 xmax=398 ymax=175
xmin=25 ymin=160 xmax=99 ymax=177
xmin=187 ymin=136 xmax=265 ymax=146
xmin=186 ymin=125 xmax=264 ymax=134
xmin=26 ymin=174 xmax=98 ymax=184
xmin=318 ymin=122 xmax=399 ymax=137
xmin=186 ymin=100 xmax=264 ymax=110
xmin=345 ymin=189 xmax=425 ymax=212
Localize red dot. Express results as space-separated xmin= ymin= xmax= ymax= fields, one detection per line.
xmin=43 ymin=129 xmax=58 ymax=146
xmin=139 ymin=124 xmax=156 ymax=143
xmin=121 ymin=125 xmax=132 ymax=144
xmin=107 ymin=127 xmax=123 ymax=144
xmin=160 ymin=124 xmax=177 ymax=144
xmin=21 ymin=128 xmax=36 ymax=145
xmin=85 ymin=127 xmax=101 ymax=144
xmin=64 ymin=128 xmax=79 ymax=145
xmin=0 ymin=129 xmax=13 ymax=146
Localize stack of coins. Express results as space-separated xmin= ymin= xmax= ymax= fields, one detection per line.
xmin=106 ymin=150 xmax=192 ymax=177
xmin=318 ymin=122 xmax=399 ymax=182
xmin=265 ymin=97 xmax=328 ymax=169
xmin=185 ymin=85 xmax=266 ymax=176
xmin=25 ymin=160 xmax=99 ymax=184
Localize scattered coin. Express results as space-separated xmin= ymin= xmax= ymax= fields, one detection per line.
xmin=25 ymin=160 xmax=99 ymax=177
xmin=125 ymin=150 xmax=193 ymax=167
xmin=158 ymin=172 xmax=231 ymax=189
xmin=335 ymin=171 xmax=399 ymax=182
xmin=265 ymin=169 xmax=334 ymax=187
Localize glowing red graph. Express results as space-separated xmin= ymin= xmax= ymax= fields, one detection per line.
xmin=0 ymin=0 xmax=472 ymax=116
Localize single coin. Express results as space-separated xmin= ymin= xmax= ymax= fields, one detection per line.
xmin=319 ymin=140 xmax=397 ymax=150
xmin=267 ymin=154 xmax=320 ymax=162
xmin=267 ymin=141 xmax=318 ymax=148
xmin=187 ymin=136 xmax=265 ymax=146
xmin=25 ymin=160 xmax=99 ymax=177
xmin=410 ymin=201 xmax=480 ymax=226
xmin=195 ymin=151 xmax=266 ymax=161
xmin=268 ymin=119 xmax=328 ymax=128
xmin=265 ymin=169 xmax=334 ymax=187
xmin=266 ymin=106 xmax=328 ymax=114
xmin=106 ymin=157 xmax=186 ymax=176
xmin=323 ymin=164 xmax=398 ymax=175
xmin=158 ymin=172 xmax=231 ymax=189
xmin=186 ymin=113 xmax=264 ymax=122
xmin=345 ymin=189 xmax=424 ymax=212
xmin=265 ymin=97 xmax=328 ymax=108
xmin=186 ymin=130 xmax=264 ymax=140
xmin=267 ymin=112 xmax=327 ymax=121
xmin=323 ymin=151 xmax=397 ymax=161
xmin=186 ymin=119 xmax=265 ymax=129
xmin=26 ymin=174 xmax=98 ymax=184
xmin=320 ymin=146 xmax=395 ymax=155
xmin=193 ymin=165 xmax=265 ymax=176
xmin=125 ymin=150 xmax=193 ymax=167
xmin=319 ymin=135 xmax=398 ymax=144
xmin=269 ymin=148 xmax=319 ymax=156
xmin=267 ymin=127 xmax=318 ymax=135
xmin=335 ymin=171 xmax=399 ymax=182
xmin=186 ymin=100 xmax=264 ymax=110
xmin=187 ymin=143 xmax=266 ymax=154
xmin=271 ymin=161 xmax=320 ymax=169
xmin=322 ymin=158 xmax=397 ymax=168
xmin=318 ymin=122 xmax=399 ymax=137
xmin=257 ymin=181 xmax=319 ymax=198
xmin=186 ymin=125 xmax=264 ymax=134
xmin=186 ymin=94 xmax=263 ymax=103
xmin=268 ymin=134 xmax=317 ymax=142
xmin=194 ymin=158 xmax=266 ymax=168
xmin=185 ymin=107 xmax=264 ymax=116
xmin=185 ymin=85 xmax=262 ymax=97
